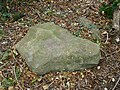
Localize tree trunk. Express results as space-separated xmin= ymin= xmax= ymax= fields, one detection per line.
xmin=112 ymin=5 xmax=120 ymax=43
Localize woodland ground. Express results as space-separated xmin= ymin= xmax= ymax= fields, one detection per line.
xmin=0 ymin=0 xmax=120 ymax=90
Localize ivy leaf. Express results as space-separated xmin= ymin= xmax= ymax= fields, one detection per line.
xmin=2 ymin=12 xmax=11 ymax=17
xmin=2 ymin=78 xmax=16 ymax=88
xmin=1 ymin=50 xmax=10 ymax=61
xmin=0 ymin=28 xmax=5 ymax=39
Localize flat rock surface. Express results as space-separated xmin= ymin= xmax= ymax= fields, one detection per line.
xmin=16 ymin=22 xmax=100 ymax=75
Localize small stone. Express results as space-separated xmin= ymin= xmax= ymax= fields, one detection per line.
xmin=80 ymin=72 xmax=84 ymax=78
xmin=115 ymin=37 xmax=120 ymax=42
xmin=8 ymin=86 xmax=15 ymax=90
xmin=95 ymin=12 xmax=99 ymax=14
xmin=103 ymin=80 xmax=107 ymax=84
xmin=55 ymin=77 xmax=59 ymax=80
xmin=56 ymin=12 xmax=61 ymax=15
xmin=97 ymin=66 xmax=100 ymax=70
xmin=70 ymin=83 xmax=75 ymax=88
xmin=27 ymin=88 xmax=30 ymax=90
xmin=1 ymin=41 xmax=7 ymax=44
xmin=102 ymin=31 xmax=107 ymax=35
xmin=102 ymin=11 xmax=104 ymax=14
xmin=86 ymin=1 xmax=90 ymax=4
xmin=66 ymin=82 xmax=70 ymax=87
xmin=43 ymin=85 xmax=48 ymax=90
xmin=73 ymin=23 xmax=79 ymax=26
xmin=59 ymin=75 xmax=62 ymax=79
xmin=51 ymin=78 xmax=54 ymax=80
xmin=112 ymin=78 xmax=115 ymax=82
xmin=38 ymin=77 xmax=42 ymax=81
xmin=104 ymin=87 xmax=108 ymax=90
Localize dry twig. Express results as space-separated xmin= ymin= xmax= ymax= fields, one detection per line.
xmin=105 ymin=32 xmax=109 ymax=44
xmin=13 ymin=66 xmax=24 ymax=90
xmin=112 ymin=76 xmax=120 ymax=90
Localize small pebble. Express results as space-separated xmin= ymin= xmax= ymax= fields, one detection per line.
xmin=102 ymin=11 xmax=104 ymax=14
xmin=1 ymin=41 xmax=7 ymax=44
xmin=97 ymin=66 xmax=100 ymax=70
xmin=86 ymin=1 xmax=90 ymax=3
xmin=51 ymin=78 xmax=54 ymax=80
xmin=8 ymin=86 xmax=14 ymax=90
xmin=66 ymin=82 xmax=70 ymax=87
xmin=112 ymin=78 xmax=115 ymax=82
xmin=80 ymin=72 xmax=84 ymax=78
xmin=43 ymin=85 xmax=48 ymax=90
xmin=38 ymin=77 xmax=42 ymax=81
xmin=27 ymin=88 xmax=30 ymax=90
xmin=104 ymin=87 xmax=108 ymax=90
xmin=115 ymin=37 xmax=120 ymax=42
xmin=55 ymin=77 xmax=59 ymax=80
xmin=56 ymin=12 xmax=61 ymax=15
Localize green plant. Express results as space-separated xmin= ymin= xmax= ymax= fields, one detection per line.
xmin=0 ymin=28 xmax=5 ymax=39
xmin=0 ymin=49 xmax=10 ymax=61
xmin=73 ymin=29 xmax=82 ymax=37
xmin=0 ymin=0 xmax=12 ymax=22
xmin=2 ymin=78 xmax=16 ymax=88
xmin=100 ymin=0 xmax=120 ymax=19
xmin=0 ymin=0 xmax=25 ymax=22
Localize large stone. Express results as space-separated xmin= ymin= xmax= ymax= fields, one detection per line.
xmin=16 ymin=22 xmax=100 ymax=75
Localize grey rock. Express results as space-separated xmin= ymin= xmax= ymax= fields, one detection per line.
xmin=16 ymin=22 xmax=100 ymax=75
xmin=79 ymin=17 xmax=100 ymax=40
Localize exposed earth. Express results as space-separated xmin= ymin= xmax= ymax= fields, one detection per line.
xmin=0 ymin=0 xmax=120 ymax=90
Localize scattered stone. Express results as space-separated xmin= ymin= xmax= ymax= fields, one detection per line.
xmin=97 ymin=66 xmax=100 ymax=70
xmin=16 ymin=22 xmax=100 ymax=75
xmin=78 ymin=17 xmax=100 ymax=40
xmin=8 ymin=86 xmax=15 ymax=90
xmin=27 ymin=88 xmax=30 ymax=90
xmin=1 ymin=41 xmax=7 ymax=45
xmin=42 ymin=85 xmax=49 ymax=90
xmin=80 ymin=72 xmax=85 ymax=78
xmin=112 ymin=78 xmax=115 ymax=82
xmin=104 ymin=87 xmax=108 ymax=90
xmin=115 ymin=37 xmax=120 ymax=42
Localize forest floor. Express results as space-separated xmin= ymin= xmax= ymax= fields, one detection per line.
xmin=0 ymin=0 xmax=120 ymax=90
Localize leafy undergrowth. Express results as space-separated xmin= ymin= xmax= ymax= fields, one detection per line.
xmin=0 ymin=0 xmax=25 ymax=23
xmin=0 ymin=0 xmax=120 ymax=90
xmin=100 ymin=0 xmax=120 ymax=19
